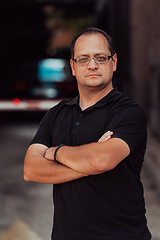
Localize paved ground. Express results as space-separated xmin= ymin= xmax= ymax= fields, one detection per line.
xmin=0 ymin=118 xmax=53 ymax=240
xmin=141 ymin=166 xmax=160 ymax=240
xmin=142 ymin=133 xmax=160 ymax=240
xmin=0 ymin=117 xmax=160 ymax=239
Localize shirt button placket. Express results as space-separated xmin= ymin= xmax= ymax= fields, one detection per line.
xmin=75 ymin=112 xmax=82 ymax=127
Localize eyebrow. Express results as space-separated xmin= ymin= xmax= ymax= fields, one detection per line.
xmin=76 ymin=52 xmax=107 ymax=58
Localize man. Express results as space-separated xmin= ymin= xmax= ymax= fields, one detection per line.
xmin=24 ymin=27 xmax=151 ymax=239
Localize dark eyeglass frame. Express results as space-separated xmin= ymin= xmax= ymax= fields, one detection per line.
xmin=73 ymin=55 xmax=113 ymax=65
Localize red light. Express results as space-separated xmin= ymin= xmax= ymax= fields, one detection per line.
xmin=12 ymin=98 xmax=21 ymax=107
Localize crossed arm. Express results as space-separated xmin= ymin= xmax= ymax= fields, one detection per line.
xmin=24 ymin=131 xmax=130 ymax=184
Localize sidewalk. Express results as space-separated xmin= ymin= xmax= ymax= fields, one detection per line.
xmin=0 ymin=221 xmax=44 ymax=240
xmin=144 ymin=130 xmax=160 ymax=193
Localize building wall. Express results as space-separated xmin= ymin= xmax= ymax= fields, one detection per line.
xmin=130 ymin=0 xmax=160 ymax=136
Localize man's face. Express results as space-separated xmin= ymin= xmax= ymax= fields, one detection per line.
xmin=70 ymin=33 xmax=117 ymax=92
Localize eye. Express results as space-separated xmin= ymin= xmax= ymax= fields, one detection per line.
xmin=77 ymin=57 xmax=89 ymax=63
xmin=96 ymin=56 xmax=107 ymax=62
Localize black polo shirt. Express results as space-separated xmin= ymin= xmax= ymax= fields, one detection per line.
xmin=30 ymin=88 xmax=151 ymax=240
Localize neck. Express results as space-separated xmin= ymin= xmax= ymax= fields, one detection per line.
xmin=79 ymin=85 xmax=113 ymax=111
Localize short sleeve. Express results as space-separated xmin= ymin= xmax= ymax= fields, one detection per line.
xmin=107 ymin=105 xmax=147 ymax=153
xmin=30 ymin=110 xmax=52 ymax=148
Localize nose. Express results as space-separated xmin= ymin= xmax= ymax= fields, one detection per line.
xmin=88 ymin=58 xmax=98 ymax=69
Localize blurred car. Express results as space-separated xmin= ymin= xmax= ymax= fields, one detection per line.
xmin=0 ymin=58 xmax=78 ymax=112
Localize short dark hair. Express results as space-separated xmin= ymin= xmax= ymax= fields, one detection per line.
xmin=70 ymin=27 xmax=116 ymax=59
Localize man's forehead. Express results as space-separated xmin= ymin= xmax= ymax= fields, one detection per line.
xmin=75 ymin=33 xmax=108 ymax=45
xmin=74 ymin=33 xmax=110 ymax=56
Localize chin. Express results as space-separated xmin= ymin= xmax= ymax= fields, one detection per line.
xmin=85 ymin=79 xmax=104 ymax=87
xmin=85 ymin=83 xmax=105 ymax=88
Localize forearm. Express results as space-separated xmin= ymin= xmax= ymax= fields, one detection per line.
xmin=44 ymin=131 xmax=129 ymax=176
xmin=47 ymin=137 xmax=130 ymax=175
xmin=24 ymin=144 xmax=88 ymax=184
xmin=56 ymin=143 xmax=106 ymax=175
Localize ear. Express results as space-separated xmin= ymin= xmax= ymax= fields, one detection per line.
xmin=70 ymin=59 xmax=76 ymax=76
xmin=112 ymin=54 xmax=117 ymax=72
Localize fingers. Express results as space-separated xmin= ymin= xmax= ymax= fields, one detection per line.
xmin=98 ymin=131 xmax=113 ymax=142
xmin=44 ymin=147 xmax=56 ymax=161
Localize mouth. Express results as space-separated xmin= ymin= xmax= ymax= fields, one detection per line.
xmin=87 ymin=73 xmax=101 ymax=77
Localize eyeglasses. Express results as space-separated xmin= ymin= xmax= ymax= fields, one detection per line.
xmin=73 ymin=55 xmax=113 ymax=65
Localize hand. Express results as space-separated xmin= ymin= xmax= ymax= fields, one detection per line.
xmin=44 ymin=131 xmax=113 ymax=160
xmin=98 ymin=131 xmax=113 ymax=142
xmin=44 ymin=147 xmax=56 ymax=161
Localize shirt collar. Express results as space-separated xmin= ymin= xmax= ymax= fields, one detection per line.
xmin=66 ymin=88 xmax=117 ymax=110
xmin=66 ymin=96 xmax=79 ymax=106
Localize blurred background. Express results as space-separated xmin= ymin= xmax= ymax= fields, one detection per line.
xmin=0 ymin=0 xmax=160 ymax=239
